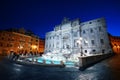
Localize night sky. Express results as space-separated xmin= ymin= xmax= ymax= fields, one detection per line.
xmin=0 ymin=0 xmax=120 ymax=38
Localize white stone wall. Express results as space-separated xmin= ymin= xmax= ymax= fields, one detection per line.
xmin=81 ymin=18 xmax=111 ymax=56
xmin=45 ymin=17 xmax=112 ymax=56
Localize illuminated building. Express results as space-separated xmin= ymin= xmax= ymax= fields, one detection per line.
xmin=39 ymin=38 xmax=45 ymax=54
xmin=45 ymin=17 xmax=112 ymax=57
xmin=0 ymin=28 xmax=44 ymax=55
xmin=109 ymin=34 xmax=120 ymax=54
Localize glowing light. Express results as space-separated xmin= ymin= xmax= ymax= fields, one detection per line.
xmin=32 ymin=45 xmax=37 ymax=49
xmin=85 ymin=40 xmax=88 ymax=43
xmin=79 ymin=37 xmax=83 ymax=40
xmin=76 ymin=40 xmax=81 ymax=44
xmin=18 ymin=45 xmax=23 ymax=49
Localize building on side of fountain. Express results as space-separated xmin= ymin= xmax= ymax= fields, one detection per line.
xmin=0 ymin=28 xmax=45 ymax=56
xmin=108 ymin=33 xmax=120 ymax=54
xmin=39 ymin=38 xmax=45 ymax=54
xmin=44 ymin=17 xmax=112 ymax=60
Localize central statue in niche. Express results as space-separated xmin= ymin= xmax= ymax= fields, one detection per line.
xmin=62 ymin=33 xmax=71 ymax=54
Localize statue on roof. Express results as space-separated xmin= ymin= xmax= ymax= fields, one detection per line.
xmin=62 ymin=17 xmax=69 ymax=24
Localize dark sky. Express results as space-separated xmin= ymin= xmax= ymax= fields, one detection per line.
xmin=0 ymin=0 xmax=120 ymax=38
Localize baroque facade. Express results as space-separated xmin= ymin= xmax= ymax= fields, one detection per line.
xmin=45 ymin=17 xmax=112 ymax=57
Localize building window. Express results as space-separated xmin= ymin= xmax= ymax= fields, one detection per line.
xmin=53 ymin=44 xmax=54 ymax=48
xmin=49 ymin=44 xmax=51 ymax=48
xmin=1 ymin=37 xmax=4 ymax=40
xmin=91 ymin=40 xmax=95 ymax=45
xmin=100 ymin=39 xmax=104 ymax=44
xmin=99 ymin=26 xmax=102 ymax=31
xmin=56 ymin=42 xmax=59 ymax=48
xmin=85 ymin=50 xmax=87 ymax=53
xmin=77 ymin=43 xmax=79 ymax=47
xmin=10 ymin=44 xmax=12 ymax=47
xmin=97 ymin=20 xmax=100 ymax=22
xmin=0 ymin=43 xmax=3 ymax=47
xmin=83 ymin=30 xmax=85 ymax=34
xmin=9 ymin=34 xmax=11 ymax=37
xmin=66 ymin=45 xmax=70 ymax=49
xmin=57 ymin=36 xmax=59 ymax=39
xmin=51 ymin=36 xmax=53 ymax=39
xmin=92 ymin=50 xmax=96 ymax=54
xmin=63 ymin=45 xmax=65 ymax=49
xmin=90 ymin=29 xmax=93 ymax=33
xmin=73 ymin=32 xmax=77 ymax=37
xmin=93 ymin=50 xmax=96 ymax=52
xmin=36 ymin=40 xmax=38 ymax=42
xmin=89 ymin=22 xmax=92 ymax=24
xmin=12 ymin=38 xmax=14 ymax=41
xmin=8 ymin=38 xmax=10 ymax=41
xmin=102 ymin=49 xmax=105 ymax=53
xmin=7 ymin=44 xmax=9 ymax=47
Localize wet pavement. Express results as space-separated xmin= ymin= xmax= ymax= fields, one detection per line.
xmin=0 ymin=55 xmax=120 ymax=80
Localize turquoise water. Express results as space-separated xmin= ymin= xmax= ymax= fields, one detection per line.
xmin=53 ymin=61 xmax=61 ymax=64
xmin=28 ymin=57 xmax=75 ymax=67
xmin=37 ymin=58 xmax=44 ymax=63
xmin=38 ymin=59 xmax=61 ymax=64
xmin=45 ymin=60 xmax=51 ymax=64
xmin=65 ymin=61 xmax=75 ymax=67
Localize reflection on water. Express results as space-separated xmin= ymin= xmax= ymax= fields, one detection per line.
xmin=0 ymin=55 xmax=120 ymax=80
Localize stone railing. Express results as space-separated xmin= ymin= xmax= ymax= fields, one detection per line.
xmin=78 ymin=53 xmax=114 ymax=70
